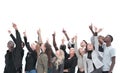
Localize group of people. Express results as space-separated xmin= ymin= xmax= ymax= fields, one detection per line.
xmin=4 ymin=23 xmax=116 ymax=73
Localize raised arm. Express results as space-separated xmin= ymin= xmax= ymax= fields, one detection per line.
xmin=37 ymin=28 xmax=43 ymax=44
xmin=8 ymin=30 xmax=17 ymax=44
xmin=74 ymin=35 xmax=81 ymax=58
xmin=62 ymin=29 xmax=70 ymax=41
xmin=90 ymin=25 xmax=103 ymax=58
xmin=12 ymin=23 xmax=22 ymax=45
xmin=63 ymin=29 xmax=73 ymax=49
xmin=35 ymin=29 xmax=42 ymax=57
xmin=52 ymin=32 xmax=59 ymax=51
xmin=89 ymin=24 xmax=95 ymax=35
xmin=23 ymin=31 xmax=33 ymax=52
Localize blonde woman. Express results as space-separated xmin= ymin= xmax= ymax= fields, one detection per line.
xmin=52 ymin=32 xmax=65 ymax=73
xmin=52 ymin=49 xmax=65 ymax=73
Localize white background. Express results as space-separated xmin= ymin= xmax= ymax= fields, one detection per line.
xmin=0 ymin=0 xmax=120 ymax=73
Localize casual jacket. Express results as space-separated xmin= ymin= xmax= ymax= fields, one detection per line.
xmin=10 ymin=30 xmax=24 ymax=71
xmin=4 ymin=50 xmax=16 ymax=73
xmin=36 ymin=52 xmax=48 ymax=73
xmin=24 ymin=36 xmax=37 ymax=71
xmin=83 ymin=36 xmax=103 ymax=73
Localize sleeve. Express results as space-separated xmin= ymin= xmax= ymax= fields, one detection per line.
xmin=68 ymin=41 xmax=71 ymax=49
xmin=5 ymin=52 xmax=9 ymax=65
xmin=10 ymin=34 xmax=17 ymax=44
xmin=90 ymin=36 xmax=95 ymax=45
xmin=94 ymin=35 xmax=103 ymax=58
xmin=64 ymin=31 xmax=70 ymax=41
xmin=24 ymin=36 xmax=33 ymax=52
xmin=16 ymin=30 xmax=22 ymax=43
xmin=110 ymin=48 xmax=116 ymax=57
xmin=74 ymin=40 xmax=80 ymax=58
xmin=52 ymin=34 xmax=58 ymax=51
xmin=15 ymin=30 xmax=23 ymax=52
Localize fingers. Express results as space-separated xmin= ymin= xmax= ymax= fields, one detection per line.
xmin=8 ymin=30 xmax=11 ymax=34
xmin=52 ymin=31 xmax=56 ymax=36
xmin=12 ymin=23 xmax=18 ymax=29
xmin=98 ymin=28 xmax=103 ymax=33
xmin=23 ymin=30 xmax=26 ymax=36
xmin=62 ymin=28 xmax=66 ymax=33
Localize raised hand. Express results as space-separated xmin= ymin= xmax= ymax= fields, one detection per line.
xmin=62 ymin=28 xmax=66 ymax=33
xmin=89 ymin=23 xmax=95 ymax=35
xmin=52 ymin=32 xmax=56 ymax=36
xmin=94 ymin=26 xmax=102 ymax=33
xmin=89 ymin=23 xmax=93 ymax=30
xmin=12 ymin=23 xmax=18 ymax=30
xmin=37 ymin=28 xmax=41 ymax=35
xmin=94 ymin=26 xmax=98 ymax=32
xmin=74 ymin=35 xmax=77 ymax=42
xmin=23 ymin=31 xmax=27 ymax=37
xmin=97 ymin=28 xmax=102 ymax=33
xmin=8 ymin=30 xmax=11 ymax=34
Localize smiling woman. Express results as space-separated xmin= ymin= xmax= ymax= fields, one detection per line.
xmin=0 ymin=0 xmax=120 ymax=73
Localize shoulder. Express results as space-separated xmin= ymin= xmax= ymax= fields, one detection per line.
xmin=109 ymin=46 xmax=116 ymax=52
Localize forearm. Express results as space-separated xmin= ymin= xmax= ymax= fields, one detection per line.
xmin=10 ymin=34 xmax=17 ymax=44
xmin=38 ymin=33 xmax=43 ymax=44
xmin=109 ymin=57 xmax=116 ymax=73
xmin=16 ymin=29 xmax=22 ymax=42
xmin=74 ymin=41 xmax=80 ymax=57
xmin=24 ymin=36 xmax=27 ymax=44
xmin=63 ymin=32 xmax=70 ymax=41
xmin=109 ymin=64 xmax=115 ymax=73
xmin=52 ymin=34 xmax=58 ymax=50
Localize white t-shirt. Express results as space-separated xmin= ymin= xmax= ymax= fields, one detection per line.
xmin=102 ymin=45 xmax=116 ymax=71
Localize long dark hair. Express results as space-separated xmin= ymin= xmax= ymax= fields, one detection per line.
xmin=45 ymin=42 xmax=55 ymax=67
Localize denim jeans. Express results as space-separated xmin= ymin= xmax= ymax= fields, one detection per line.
xmin=48 ymin=68 xmax=53 ymax=73
xmin=102 ymin=71 xmax=112 ymax=73
xmin=26 ymin=69 xmax=36 ymax=73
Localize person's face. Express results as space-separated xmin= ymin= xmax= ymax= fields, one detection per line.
xmin=31 ymin=43 xmax=36 ymax=50
xmin=69 ymin=48 xmax=75 ymax=55
xmin=79 ymin=48 xmax=85 ymax=54
xmin=104 ymin=35 xmax=111 ymax=43
xmin=56 ymin=50 xmax=60 ymax=57
xmin=61 ymin=38 xmax=65 ymax=44
xmin=71 ymin=37 xmax=74 ymax=43
xmin=87 ymin=43 xmax=94 ymax=51
xmin=80 ymin=40 xmax=87 ymax=47
xmin=7 ymin=41 xmax=14 ymax=51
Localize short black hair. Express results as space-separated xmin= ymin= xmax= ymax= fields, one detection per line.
xmin=83 ymin=40 xmax=87 ymax=45
xmin=107 ymin=35 xmax=113 ymax=42
xmin=7 ymin=40 xmax=14 ymax=48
